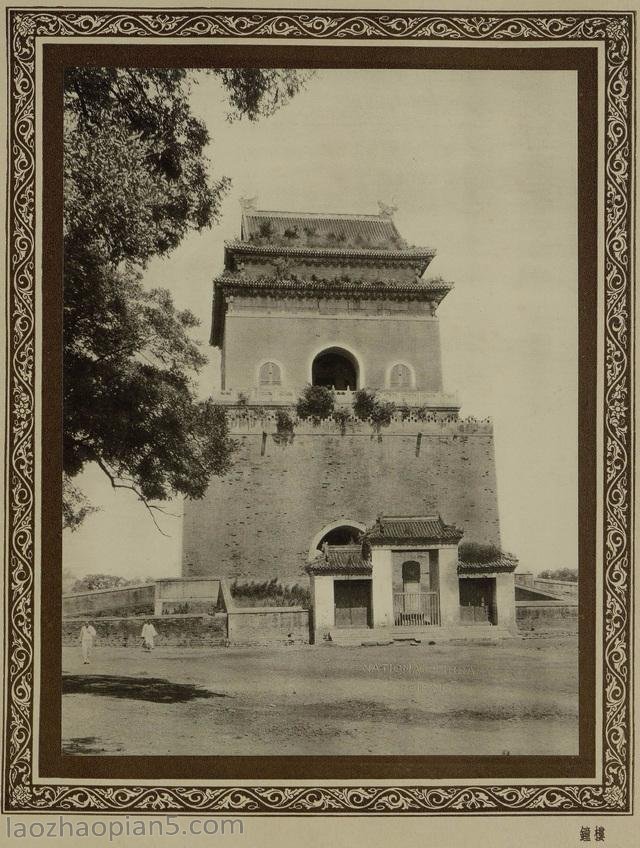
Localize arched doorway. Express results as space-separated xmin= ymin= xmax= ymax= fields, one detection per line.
xmin=308 ymin=520 xmax=366 ymax=562
xmin=312 ymin=347 xmax=358 ymax=390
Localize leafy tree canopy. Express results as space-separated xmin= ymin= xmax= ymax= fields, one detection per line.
xmin=69 ymin=573 xmax=160 ymax=593
xmin=538 ymin=568 xmax=578 ymax=582
xmin=64 ymin=67 xmax=311 ymax=530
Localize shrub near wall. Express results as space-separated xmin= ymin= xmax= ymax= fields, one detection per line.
xmin=62 ymin=614 xmax=228 ymax=647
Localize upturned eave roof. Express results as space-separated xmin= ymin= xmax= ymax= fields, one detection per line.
xmin=225 ymin=240 xmax=436 ymax=264
xmin=458 ymin=557 xmax=518 ymax=575
xmin=306 ymin=544 xmax=372 ymax=575
xmin=210 ymin=274 xmax=453 ymax=346
xmin=365 ymin=515 xmax=464 ymax=546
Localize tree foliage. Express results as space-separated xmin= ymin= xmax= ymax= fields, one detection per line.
xmin=538 ymin=568 xmax=578 ymax=582
xmin=69 ymin=573 xmax=159 ymax=593
xmin=63 ymin=67 xmax=310 ymax=530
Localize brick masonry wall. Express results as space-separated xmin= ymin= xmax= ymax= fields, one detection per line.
xmin=62 ymin=614 xmax=228 ymax=647
xmin=516 ymin=603 xmax=578 ymax=629
xmin=226 ymin=608 xmax=310 ymax=645
xmin=183 ymin=420 xmax=500 ymax=585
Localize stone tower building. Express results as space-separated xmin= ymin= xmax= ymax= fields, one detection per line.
xmin=182 ymin=201 xmax=505 ymax=607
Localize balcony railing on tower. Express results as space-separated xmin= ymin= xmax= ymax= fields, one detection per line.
xmin=393 ymin=591 xmax=440 ymax=627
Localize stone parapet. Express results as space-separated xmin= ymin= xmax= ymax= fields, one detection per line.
xmin=220 ymin=405 xmax=492 ymax=436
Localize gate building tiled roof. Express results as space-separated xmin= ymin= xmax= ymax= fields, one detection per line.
xmin=366 ymin=515 xmax=464 ymax=545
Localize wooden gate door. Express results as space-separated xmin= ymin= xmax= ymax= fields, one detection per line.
xmin=334 ymin=580 xmax=372 ymax=627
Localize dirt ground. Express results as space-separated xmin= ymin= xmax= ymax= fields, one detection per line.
xmin=62 ymin=632 xmax=578 ymax=756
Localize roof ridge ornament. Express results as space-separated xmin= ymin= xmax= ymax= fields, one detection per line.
xmin=239 ymin=196 xmax=258 ymax=212
xmin=377 ymin=200 xmax=398 ymax=219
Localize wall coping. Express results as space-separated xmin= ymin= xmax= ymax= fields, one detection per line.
xmin=155 ymin=577 xmax=220 ymax=584
xmin=63 ymin=583 xmax=155 ymax=599
xmin=515 ymin=600 xmax=578 ymax=608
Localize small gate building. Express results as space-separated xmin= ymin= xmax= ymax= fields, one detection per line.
xmin=181 ymin=200 xmax=518 ymax=642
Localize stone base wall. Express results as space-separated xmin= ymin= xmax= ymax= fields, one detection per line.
xmin=183 ymin=417 xmax=500 ymax=585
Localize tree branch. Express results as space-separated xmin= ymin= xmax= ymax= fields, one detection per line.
xmin=92 ymin=454 xmax=175 ymax=536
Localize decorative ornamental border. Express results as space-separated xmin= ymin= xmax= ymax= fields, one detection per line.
xmin=4 ymin=8 xmax=633 ymax=814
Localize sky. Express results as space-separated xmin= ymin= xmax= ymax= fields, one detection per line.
xmin=63 ymin=68 xmax=578 ymax=582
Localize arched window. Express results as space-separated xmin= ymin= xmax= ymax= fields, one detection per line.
xmin=259 ymin=361 xmax=281 ymax=386
xmin=312 ymin=348 xmax=358 ymax=390
xmin=389 ymin=363 xmax=412 ymax=388
xmin=402 ymin=561 xmax=421 ymax=586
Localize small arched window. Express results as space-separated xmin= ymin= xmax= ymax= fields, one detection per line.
xmin=390 ymin=363 xmax=412 ymax=388
xmin=259 ymin=361 xmax=281 ymax=386
xmin=402 ymin=561 xmax=421 ymax=584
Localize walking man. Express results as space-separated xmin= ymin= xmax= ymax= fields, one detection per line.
xmin=79 ymin=621 xmax=97 ymax=664
xmin=141 ymin=620 xmax=158 ymax=652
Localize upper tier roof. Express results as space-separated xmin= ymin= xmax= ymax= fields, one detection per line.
xmin=225 ymin=207 xmax=435 ymax=269
xmin=241 ymin=208 xmax=406 ymax=249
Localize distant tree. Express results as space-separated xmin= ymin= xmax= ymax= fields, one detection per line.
xmin=69 ymin=573 xmax=165 ymax=593
xmin=70 ymin=574 xmax=129 ymax=593
xmin=63 ymin=67 xmax=312 ymax=530
xmin=538 ymin=568 xmax=578 ymax=582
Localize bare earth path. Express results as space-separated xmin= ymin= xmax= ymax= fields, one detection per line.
xmin=62 ymin=634 xmax=578 ymax=756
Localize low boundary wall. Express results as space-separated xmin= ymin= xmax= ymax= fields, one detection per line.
xmin=62 ymin=614 xmax=228 ymax=647
xmin=516 ymin=601 xmax=578 ymax=630
xmin=226 ymin=607 xmax=310 ymax=645
xmin=62 ymin=584 xmax=155 ymax=618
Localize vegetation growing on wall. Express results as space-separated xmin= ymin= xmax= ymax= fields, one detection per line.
xmin=296 ymin=385 xmax=336 ymax=423
xmin=352 ymin=389 xmax=396 ymax=431
xmin=274 ymin=408 xmax=296 ymax=443
xmin=230 ymin=578 xmax=311 ymax=609
xmin=332 ymin=408 xmax=351 ymax=435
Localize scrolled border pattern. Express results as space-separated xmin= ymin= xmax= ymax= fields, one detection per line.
xmin=4 ymin=8 xmax=633 ymax=814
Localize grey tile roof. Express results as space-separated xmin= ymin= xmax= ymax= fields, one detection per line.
xmin=216 ymin=272 xmax=451 ymax=294
xmin=226 ymin=241 xmax=436 ymax=261
xmin=241 ymin=209 xmax=405 ymax=248
xmin=457 ymin=557 xmax=518 ymax=574
xmin=366 ymin=515 xmax=464 ymax=545
xmin=306 ymin=544 xmax=372 ymax=575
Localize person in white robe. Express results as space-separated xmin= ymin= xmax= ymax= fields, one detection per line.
xmin=79 ymin=622 xmax=97 ymax=664
xmin=141 ymin=621 xmax=158 ymax=651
